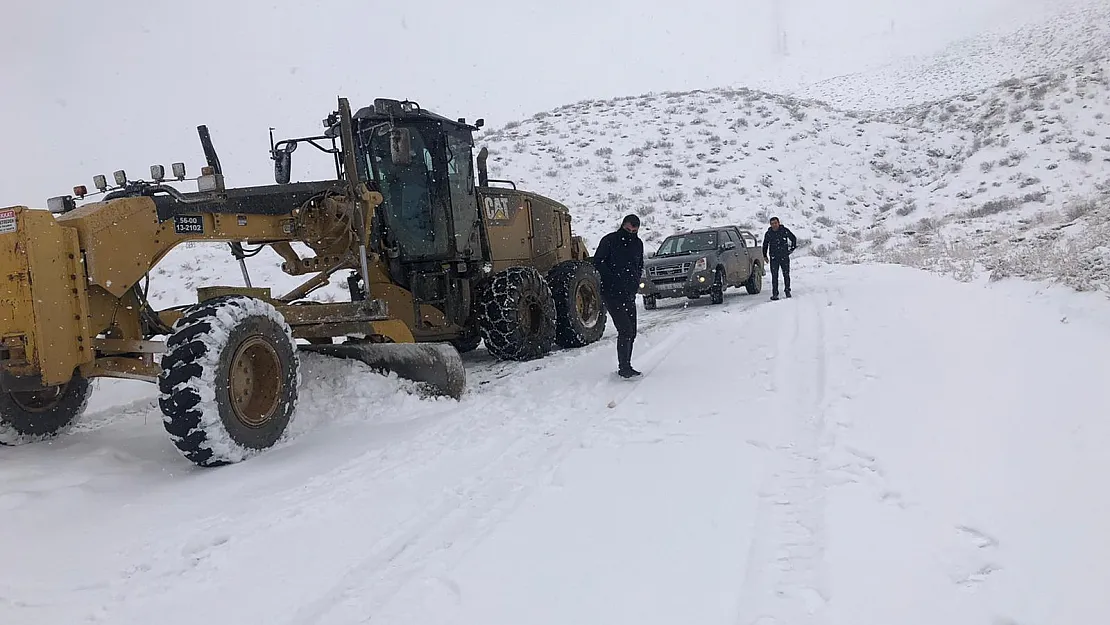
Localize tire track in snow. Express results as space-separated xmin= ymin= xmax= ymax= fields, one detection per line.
xmin=46 ymin=293 xmax=768 ymax=623
xmin=282 ymin=329 xmax=715 ymax=623
xmin=285 ymin=294 xmax=766 ymax=625
xmin=77 ymin=293 xmax=767 ymax=624
xmin=735 ymin=289 xmax=837 ymax=625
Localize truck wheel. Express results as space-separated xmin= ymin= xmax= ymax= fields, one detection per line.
xmin=547 ymin=260 xmax=607 ymax=348
xmin=711 ymin=268 xmax=725 ymax=304
xmin=744 ymin=263 xmax=763 ymax=294
xmin=643 ymin=295 xmax=657 ymax=310
xmin=158 ymin=295 xmax=299 ymax=467
xmin=0 ymin=373 xmax=92 ymax=445
xmin=479 ymin=266 xmax=557 ymax=361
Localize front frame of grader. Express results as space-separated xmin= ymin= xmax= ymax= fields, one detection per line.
xmin=0 ymin=97 xmax=465 ymax=466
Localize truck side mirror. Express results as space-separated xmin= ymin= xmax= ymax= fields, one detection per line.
xmin=390 ymin=128 xmax=412 ymax=166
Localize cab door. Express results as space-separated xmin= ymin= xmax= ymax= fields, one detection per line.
xmin=445 ymin=129 xmax=481 ymax=259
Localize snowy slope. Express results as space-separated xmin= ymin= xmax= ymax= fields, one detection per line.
xmin=788 ymin=0 xmax=1110 ymax=110
xmin=131 ymin=54 xmax=1110 ymax=311
xmin=4 ymin=261 xmax=1110 ymax=624
xmin=476 ymin=58 xmax=1110 ymax=254
xmin=31 ymin=0 xmax=1102 ymax=312
xmin=3 ymin=0 xmax=1097 ymax=209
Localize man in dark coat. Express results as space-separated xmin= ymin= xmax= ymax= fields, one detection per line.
xmin=593 ymin=214 xmax=644 ymax=378
xmin=762 ymin=216 xmax=797 ymax=300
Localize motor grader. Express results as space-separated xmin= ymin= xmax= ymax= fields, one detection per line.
xmin=0 ymin=97 xmax=605 ymax=468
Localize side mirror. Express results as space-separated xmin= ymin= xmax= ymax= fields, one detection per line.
xmin=273 ymin=142 xmax=297 ymax=184
xmin=721 ymin=241 xmax=737 ymax=251
xmin=390 ymin=128 xmax=412 ymax=166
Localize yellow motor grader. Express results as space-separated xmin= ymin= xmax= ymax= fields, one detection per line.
xmin=0 ymin=97 xmax=605 ymax=467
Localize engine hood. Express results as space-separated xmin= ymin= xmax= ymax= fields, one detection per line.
xmin=644 ymin=252 xmax=710 ymax=268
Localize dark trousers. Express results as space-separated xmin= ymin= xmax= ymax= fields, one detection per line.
xmin=770 ymin=255 xmax=791 ymax=295
xmin=603 ymin=292 xmax=637 ymax=369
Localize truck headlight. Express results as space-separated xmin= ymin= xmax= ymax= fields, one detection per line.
xmin=694 ymin=257 xmax=707 ymax=272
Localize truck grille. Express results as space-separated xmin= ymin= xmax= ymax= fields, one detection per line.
xmin=647 ymin=262 xmax=691 ymax=278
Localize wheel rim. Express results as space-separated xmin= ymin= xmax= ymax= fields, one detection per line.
xmin=519 ymin=296 xmax=544 ymax=336
xmin=8 ymin=384 xmax=67 ymax=413
xmin=229 ymin=336 xmax=283 ymax=429
xmin=574 ymin=280 xmax=601 ymax=328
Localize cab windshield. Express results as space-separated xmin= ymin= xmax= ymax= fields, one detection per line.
xmin=358 ymin=122 xmax=451 ymax=260
xmin=655 ymin=231 xmax=719 ymax=257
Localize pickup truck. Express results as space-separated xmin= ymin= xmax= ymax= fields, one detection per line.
xmin=638 ymin=225 xmax=764 ymax=309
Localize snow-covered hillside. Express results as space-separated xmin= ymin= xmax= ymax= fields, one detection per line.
xmin=471 ymin=58 xmax=1110 ymax=292
xmin=788 ymin=0 xmax=1110 ymax=110
xmin=140 ymin=55 xmax=1110 ymax=310
xmin=64 ymin=0 xmax=1101 ymax=309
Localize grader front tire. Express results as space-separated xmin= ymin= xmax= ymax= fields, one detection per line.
xmin=157 ymin=295 xmax=299 ymax=467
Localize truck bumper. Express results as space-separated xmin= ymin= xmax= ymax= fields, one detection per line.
xmin=638 ymin=270 xmax=715 ymax=300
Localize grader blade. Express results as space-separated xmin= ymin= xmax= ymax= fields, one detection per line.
xmin=300 ymin=342 xmax=466 ymax=400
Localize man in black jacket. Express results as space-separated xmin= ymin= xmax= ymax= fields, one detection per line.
xmin=593 ymin=214 xmax=644 ymax=378
xmin=762 ymin=216 xmax=797 ymax=300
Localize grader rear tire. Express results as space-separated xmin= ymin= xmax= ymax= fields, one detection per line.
xmin=158 ymin=295 xmax=299 ymax=467
xmin=547 ymin=260 xmax=607 ymax=348
xmin=0 ymin=373 xmax=92 ymax=446
xmin=478 ymin=266 xmax=557 ymax=361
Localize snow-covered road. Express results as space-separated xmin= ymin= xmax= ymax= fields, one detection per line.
xmin=3 ymin=260 xmax=1109 ymax=624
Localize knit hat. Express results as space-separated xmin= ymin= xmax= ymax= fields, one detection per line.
xmin=622 ymin=214 xmax=640 ymax=228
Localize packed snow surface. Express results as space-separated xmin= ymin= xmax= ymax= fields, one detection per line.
xmin=5 ymin=1 xmax=1110 ymax=622
xmin=4 ymin=260 xmax=1109 ymax=624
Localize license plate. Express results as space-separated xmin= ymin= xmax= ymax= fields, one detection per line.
xmin=174 ymin=215 xmax=204 ymax=234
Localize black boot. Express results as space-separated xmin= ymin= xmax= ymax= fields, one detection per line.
xmin=617 ymin=337 xmax=641 ymax=378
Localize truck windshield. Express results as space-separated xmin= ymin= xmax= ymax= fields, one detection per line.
xmin=655 ymin=232 xmax=719 ymax=257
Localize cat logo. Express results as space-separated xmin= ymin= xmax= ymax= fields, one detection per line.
xmin=483 ymin=196 xmax=511 ymax=222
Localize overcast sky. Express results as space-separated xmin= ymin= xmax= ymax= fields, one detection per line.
xmin=0 ymin=0 xmax=1065 ymax=204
